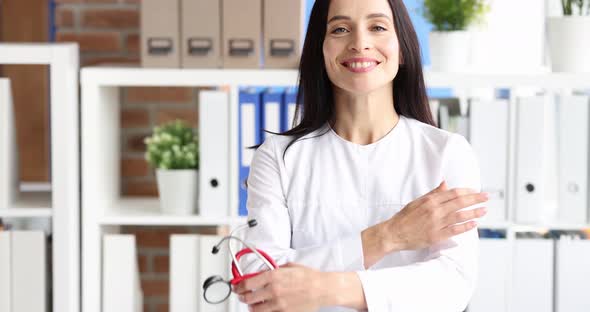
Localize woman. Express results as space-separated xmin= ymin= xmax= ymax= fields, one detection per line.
xmin=233 ymin=0 xmax=489 ymax=311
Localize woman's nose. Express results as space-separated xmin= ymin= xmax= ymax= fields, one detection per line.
xmin=348 ymin=30 xmax=371 ymax=52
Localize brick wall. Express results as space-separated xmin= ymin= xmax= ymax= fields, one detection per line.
xmin=54 ymin=1 xmax=206 ymax=311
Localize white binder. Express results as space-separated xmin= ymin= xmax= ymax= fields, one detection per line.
xmin=102 ymin=235 xmax=143 ymax=312
xmin=198 ymin=91 xmax=230 ymax=217
xmin=0 ymin=79 xmax=19 ymax=209
xmin=12 ymin=231 xmax=46 ymax=312
xmin=261 ymin=90 xmax=282 ymax=139
xmin=557 ymin=94 xmax=590 ymax=224
xmin=515 ymin=96 xmax=557 ymax=224
xmin=170 ymin=235 xmax=200 ymax=312
xmin=555 ymin=239 xmax=590 ymax=312
xmin=428 ymin=99 xmax=440 ymax=127
xmin=0 ymin=232 xmax=11 ymax=312
xmin=511 ymin=239 xmax=553 ymax=312
xmin=199 ymin=235 xmax=229 ymax=312
xmin=468 ymin=99 xmax=509 ymax=223
xmin=468 ymin=239 xmax=510 ymax=312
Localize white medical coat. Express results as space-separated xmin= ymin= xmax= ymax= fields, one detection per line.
xmin=241 ymin=115 xmax=482 ymax=312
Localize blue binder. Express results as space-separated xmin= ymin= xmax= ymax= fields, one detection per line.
xmin=238 ymin=89 xmax=262 ymax=217
xmin=282 ymin=87 xmax=298 ymax=131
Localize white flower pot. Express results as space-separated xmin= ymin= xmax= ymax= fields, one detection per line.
xmin=156 ymin=169 xmax=199 ymax=215
xmin=428 ymin=31 xmax=471 ymax=72
xmin=548 ymin=16 xmax=590 ymax=73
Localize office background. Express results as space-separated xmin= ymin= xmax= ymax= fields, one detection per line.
xmin=1 ymin=0 xmax=589 ymax=312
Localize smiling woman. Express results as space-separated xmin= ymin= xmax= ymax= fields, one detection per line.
xmin=236 ymin=0 xmax=488 ymax=311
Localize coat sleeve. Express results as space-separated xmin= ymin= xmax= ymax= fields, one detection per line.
xmin=355 ymin=133 xmax=482 ymax=312
xmin=239 ymin=135 xmax=366 ymax=274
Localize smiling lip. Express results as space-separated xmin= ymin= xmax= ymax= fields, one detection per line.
xmin=341 ymin=58 xmax=381 ymax=73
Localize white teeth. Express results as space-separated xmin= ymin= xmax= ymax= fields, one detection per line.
xmin=348 ymin=61 xmax=376 ymax=69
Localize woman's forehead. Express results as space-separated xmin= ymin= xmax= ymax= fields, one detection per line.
xmin=327 ymin=0 xmax=393 ymax=20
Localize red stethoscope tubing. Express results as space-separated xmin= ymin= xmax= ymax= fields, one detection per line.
xmin=230 ymin=248 xmax=278 ymax=285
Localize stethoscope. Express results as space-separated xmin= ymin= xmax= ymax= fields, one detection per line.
xmin=202 ymin=219 xmax=278 ymax=304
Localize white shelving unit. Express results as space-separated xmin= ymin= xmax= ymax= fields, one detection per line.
xmin=81 ymin=67 xmax=590 ymax=312
xmin=81 ymin=67 xmax=297 ymax=312
xmin=0 ymin=44 xmax=80 ymax=312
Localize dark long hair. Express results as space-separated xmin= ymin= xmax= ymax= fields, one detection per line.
xmin=267 ymin=0 xmax=435 ymax=159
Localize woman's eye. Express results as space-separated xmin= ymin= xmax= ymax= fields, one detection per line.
xmin=372 ymin=25 xmax=387 ymax=32
xmin=332 ymin=27 xmax=349 ymax=34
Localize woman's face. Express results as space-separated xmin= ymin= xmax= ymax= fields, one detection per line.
xmin=323 ymin=0 xmax=400 ymax=95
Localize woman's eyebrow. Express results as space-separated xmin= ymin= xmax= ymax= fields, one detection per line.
xmin=327 ymin=13 xmax=392 ymax=24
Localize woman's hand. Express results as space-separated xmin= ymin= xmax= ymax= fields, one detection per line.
xmin=385 ymin=180 xmax=488 ymax=251
xmin=232 ymin=263 xmax=327 ymax=312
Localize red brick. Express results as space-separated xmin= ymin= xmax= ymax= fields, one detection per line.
xmin=121 ymin=157 xmax=150 ymax=178
xmin=156 ymin=303 xmax=169 ymax=312
xmin=133 ymin=228 xmax=188 ymax=249
xmin=138 ymin=254 xmax=149 ymax=273
xmin=82 ymin=56 xmax=139 ymax=67
xmin=126 ymin=87 xmax=194 ymax=103
xmin=82 ymin=9 xmax=139 ymax=29
xmin=56 ymin=32 xmax=120 ymax=53
xmin=124 ymin=180 xmax=158 ymax=197
xmin=126 ymin=33 xmax=140 ymax=53
xmin=156 ymin=109 xmax=198 ymax=128
xmin=55 ymin=8 xmax=74 ymax=28
xmin=125 ymin=132 xmax=151 ymax=153
xmin=153 ymin=255 xmax=169 ymax=273
xmin=141 ymin=278 xmax=169 ymax=297
xmin=121 ymin=108 xmax=150 ymax=128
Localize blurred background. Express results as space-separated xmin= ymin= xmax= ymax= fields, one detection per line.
xmin=1 ymin=0 xmax=589 ymax=312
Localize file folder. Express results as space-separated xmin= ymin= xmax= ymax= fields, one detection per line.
xmin=282 ymin=87 xmax=298 ymax=131
xmin=511 ymin=239 xmax=553 ymax=312
xmin=199 ymin=235 xmax=229 ymax=312
xmin=141 ymin=0 xmax=181 ymax=67
xmin=468 ymin=238 xmax=509 ymax=312
xmin=468 ymin=99 xmax=509 ymax=223
xmin=238 ymin=90 xmax=262 ymax=216
xmin=514 ymin=96 xmax=555 ymax=224
xmin=222 ymin=0 xmax=262 ymax=68
xmin=199 ymin=91 xmax=230 ymax=217
xmin=170 ymin=235 xmax=200 ymax=312
xmin=0 ymin=232 xmax=11 ymax=312
xmin=261 ymin=89 xmax=283 ymax=140
xmin=11 ymin=231 xmax=47 ymax=312
xmin=557 ymin=94 xmax=590 ymax=224
xmin=0 ymin=79 xmax=19 ymax=210
xmin=555 ymin=239 xmax=590 ymax=312
xmin=181 ymin=0 xmax=221 ymax=68
xmin=263 ymin=0 xmax=305 ymax=68
xmin=102 ymin=235 xmax=143 ymax=312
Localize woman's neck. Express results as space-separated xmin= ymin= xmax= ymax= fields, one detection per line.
xmin=330 ymin=84 xmax=399 ymax=145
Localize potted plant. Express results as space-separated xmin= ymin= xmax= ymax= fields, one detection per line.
xmin=421 ymin=0 xmax=489 ymax=72
xmin=144 ymin=120 xmax=199 ymax=215
xmin=547 ymin=0 xmax=590 ymax=72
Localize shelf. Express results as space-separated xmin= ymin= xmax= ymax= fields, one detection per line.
xmin=81 ymin=66 xmax=590 ymax=89
xmin=100 ymin=197 xmax=247 ymax=226
xmin=0 ymin=43 xmax=80 ymax=312
xmin=0 ymin=208 xmax=52 ymax=218
xmin=478 ymin=221 xmax=590 ymax=231
xmin=0 ymin=192 xmax=52 ymax=218
xmin=81 ymin=67 xmax=299 ymax=87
